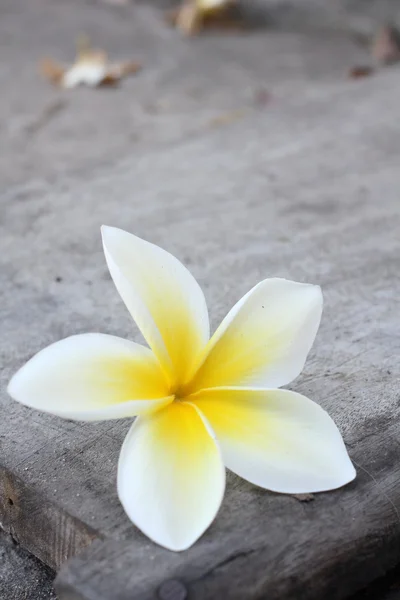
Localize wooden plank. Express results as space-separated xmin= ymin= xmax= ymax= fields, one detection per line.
xmin=0 ymin=467 xmax=97 ymax=570
xmin=56 ymin=424 xmax=400 ymax=600
xmin=1 ymin=11 xmax=400 ymax=599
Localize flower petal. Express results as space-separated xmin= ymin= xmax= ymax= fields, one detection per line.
xmin=118 ymin=401 xmax=225 ymax=551
xmin=102 ymin=226 xmax=209 ymax=386
xmin=8 ymin=334 xmax=172 ymax=421
xmin=63 ymin=61 xmax=107 ymax=88
xmin=192 ymin=388 xmax=356 ymax=493
xmin=186 ymin=278 xmax=322 ymax=391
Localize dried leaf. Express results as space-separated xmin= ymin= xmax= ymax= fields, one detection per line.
xmin=371 ymin=24 xmax=400 ymax=65
xmin=176 ymin=1 xmax=203 ymax=36
xmin=40 ymin=38 xmax=141 ymax=89
xmin=348 ymin=66 xmax=374 ymax=79
xmin=168 ymin=0 xmax=242 ymax=36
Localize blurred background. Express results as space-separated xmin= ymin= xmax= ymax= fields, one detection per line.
xmin=2 ymin=0 xmax=400 ymax=190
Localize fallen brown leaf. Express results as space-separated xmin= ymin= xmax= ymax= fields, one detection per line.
xmin=372 ymin=24 xmax=400 ymax=65
xmin=173 ymin=1 xmax=203 ymax=36
xmin=348 ymin=66 xmax=374 ymax=79
xmin=167 ymin=0 xmax=243 ymax=36
xmin=39 ymin=37 xmax=141 ymax=89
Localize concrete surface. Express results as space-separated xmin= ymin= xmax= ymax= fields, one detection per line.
xmin=0 ymin=531 xmax=56 ymax=600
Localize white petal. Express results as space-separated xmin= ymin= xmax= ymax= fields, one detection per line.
xmin=186 ymin=278 xmax=322 ymax=392
xmin=8 ymin=334 xmax=172 ymax=421
xmin=193 ymin=388 xmax=356 ymax=493
xmin=118 ymin=402 xmax=225 ymax=551
xmin=101 ymin=226 xmax=209 ymax=386
xmin=62 ymin=61 xmax=107 ymax=88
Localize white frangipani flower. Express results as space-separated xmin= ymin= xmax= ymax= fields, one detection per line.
xmin=8 ymin=227 xmax=356 ymax=551
xmin=40 ymin=38 xmax=140 ymax=89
